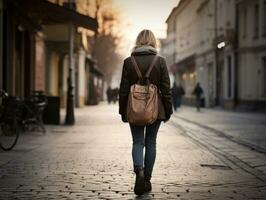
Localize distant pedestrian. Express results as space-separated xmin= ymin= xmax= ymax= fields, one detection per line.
xmin=112 ymin=88 xmax=119 ymax=104
xmin=106 ymin=86 xmax=112 ymax=104
xmin=119 ymin=29 xmax=172 ymax=196
xmin=171 ymin=82 xmax=185 ymax=111
xmin=192 ymin=82 xmax=203 ymax=112
xmin=178 ymin=84 xmax=185 ymax=107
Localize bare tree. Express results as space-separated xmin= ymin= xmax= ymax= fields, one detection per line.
xmin=92 ymin=0 xmax=123 ymax=84
xmin=77 ymin=0 xmax=123 ymax=84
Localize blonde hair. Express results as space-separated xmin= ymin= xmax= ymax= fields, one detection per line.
xmin=134 ymin=29 xmax=157 ymax=49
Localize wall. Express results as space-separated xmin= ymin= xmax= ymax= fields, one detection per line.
xmin=62 ymin=55 xmax=69 ymax=108
xmin=239 ymin=52 xmax=266 ymax=101
xmin=34 ymin=33 xmax=45 ymax=91
xmin=162 ymin=6 xmax=179 ymax=68
xmin=45 ymin=47 xmax=60 ymax=96
xmin=161 ymin=32 xmax=176 ymax=66
xmin=175 ymin=0 xmax=213 ymax=106
xmin=176 ymin=0 xmax=204 ymax=62
xmin=196 ymin=52 xmax=216 ymax=107
xmin=237 ymin=0 xmax=266 ymax=108
xmin=77 ymin=49 xmax=86 ymax=107
xmin=195 ymin=0 xmax=217 ymax=107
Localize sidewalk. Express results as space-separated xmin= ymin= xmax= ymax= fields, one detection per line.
xmin=173 ymin=106 xmax=266 ymax=152
xmin=0 ymin=103 xmax=266 ymax=199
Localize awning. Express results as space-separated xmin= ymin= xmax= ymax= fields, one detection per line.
xmin=90 ymin=65 xmax=103 ymax=77
xmin=86 ymin=58 xmax=103 ymax=77
xmin=176 ymin=54 xmax=195 ymax=66
xmin=175 ymin=54 xmax=196 ymax=73
xmin=10 ymin=0 xmax=98 ymax=31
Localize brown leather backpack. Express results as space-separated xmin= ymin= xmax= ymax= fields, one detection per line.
xmin=127 ymin=56 xmax=159 ymax=125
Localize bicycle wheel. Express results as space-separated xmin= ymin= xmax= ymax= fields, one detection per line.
xmin=0 ymin=119 xmax=19 ymax=151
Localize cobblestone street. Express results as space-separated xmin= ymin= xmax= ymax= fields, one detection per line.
xmin=0 ymin=103 xmax=266 ymax=199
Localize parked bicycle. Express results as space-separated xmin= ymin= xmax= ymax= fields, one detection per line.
xmin=0 ymin=90 xmax=47 ymax=151
xmin=22 ymin=91 xmax=47 ymax=134
xmin=0 ymin=90 xmax=21 ymax=151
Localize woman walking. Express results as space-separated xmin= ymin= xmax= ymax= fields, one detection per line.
xmin=119 ymin=29 xmax=172 ymax=195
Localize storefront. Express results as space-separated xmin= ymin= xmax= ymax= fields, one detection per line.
xmin=1 ymin=0 xmax=98 ymax=124
xmin=85 ymin=58 xmax=104 ymax=105
xmin=175 ymin=54 xmax=197 ymax=106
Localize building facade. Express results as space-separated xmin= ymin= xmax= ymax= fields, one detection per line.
xmin=162 ymin=0 xmax=266 ymax=110
xmin=161 ymin=6 xmax=179 ymax=67
xmin=237 ymin=0 xmax=266 ymax=110
xmin=0 ymin=0 xmax=99 ymax=125
xmin=1 ymin=0 xmax=42 ymax=98
xmin=43 ymin=1 xmax=101 ymax=108
xmin=0 ymin=0 xmax=98 ymax=105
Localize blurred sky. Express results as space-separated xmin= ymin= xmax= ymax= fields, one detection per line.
xmin=113 ymin=0 xmax=179 ymax=54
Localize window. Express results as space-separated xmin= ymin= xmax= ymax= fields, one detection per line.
xmin=263 ymin=58 xmax=266 ymax=95
xmin=254 ymin=4 xmax=259 ymax=39
xmin=243 ymin=7 xmax=247 ymax=38
xmin=263 ymin=1 xmax=266 ymax=36
xmin=227 ymin=56 xmax=232 ymax=98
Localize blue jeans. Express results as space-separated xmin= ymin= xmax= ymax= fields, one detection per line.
xmin=129 ymin=120 xmax=161 ymax=179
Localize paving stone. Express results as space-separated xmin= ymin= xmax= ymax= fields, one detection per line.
xmin=0 ymin=104 xmax=265 ymax=199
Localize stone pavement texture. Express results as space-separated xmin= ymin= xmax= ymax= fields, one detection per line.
xmin=174 ymin=106 xmax=266 ymax=152
xmin=0 ymin=103 xmax=266 ymax=199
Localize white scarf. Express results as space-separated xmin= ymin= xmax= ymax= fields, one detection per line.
xmin=132 ymin=45 xmax=157 ymax=54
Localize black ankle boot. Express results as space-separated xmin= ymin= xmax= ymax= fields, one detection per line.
xmin=144 ymin=177 xmax=152 ymax=192
xmin=134 ymin=167 xmax=145 ymax=195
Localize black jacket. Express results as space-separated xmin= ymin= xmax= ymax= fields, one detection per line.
xmin=193 ymin=86 xmax=203 ymax=99
xmin=119 ymin=48 xmax=173 ymax=122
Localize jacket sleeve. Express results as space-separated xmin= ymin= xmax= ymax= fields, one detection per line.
xmin=159 ymin=58 xmax=173 ymax=120
xmin=119 ymin=60 xmax=130 ymax=121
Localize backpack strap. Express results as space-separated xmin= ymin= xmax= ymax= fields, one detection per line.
xmin=131 ymin=56 xmax=142 ymax=79
xmin=131 ymin=55 xmax=158 ymax=80
xmin=145 ymin=56 xmax=158 ymax=78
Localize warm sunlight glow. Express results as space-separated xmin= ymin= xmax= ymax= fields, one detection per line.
xmin=114 ymin=0 xmax=179 ymax=55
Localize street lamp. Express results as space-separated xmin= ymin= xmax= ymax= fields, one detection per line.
xmin=65 ymin=0 xmax=75 ymax=125
xmin=217 ymin=41 xmax=226 ymax=49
